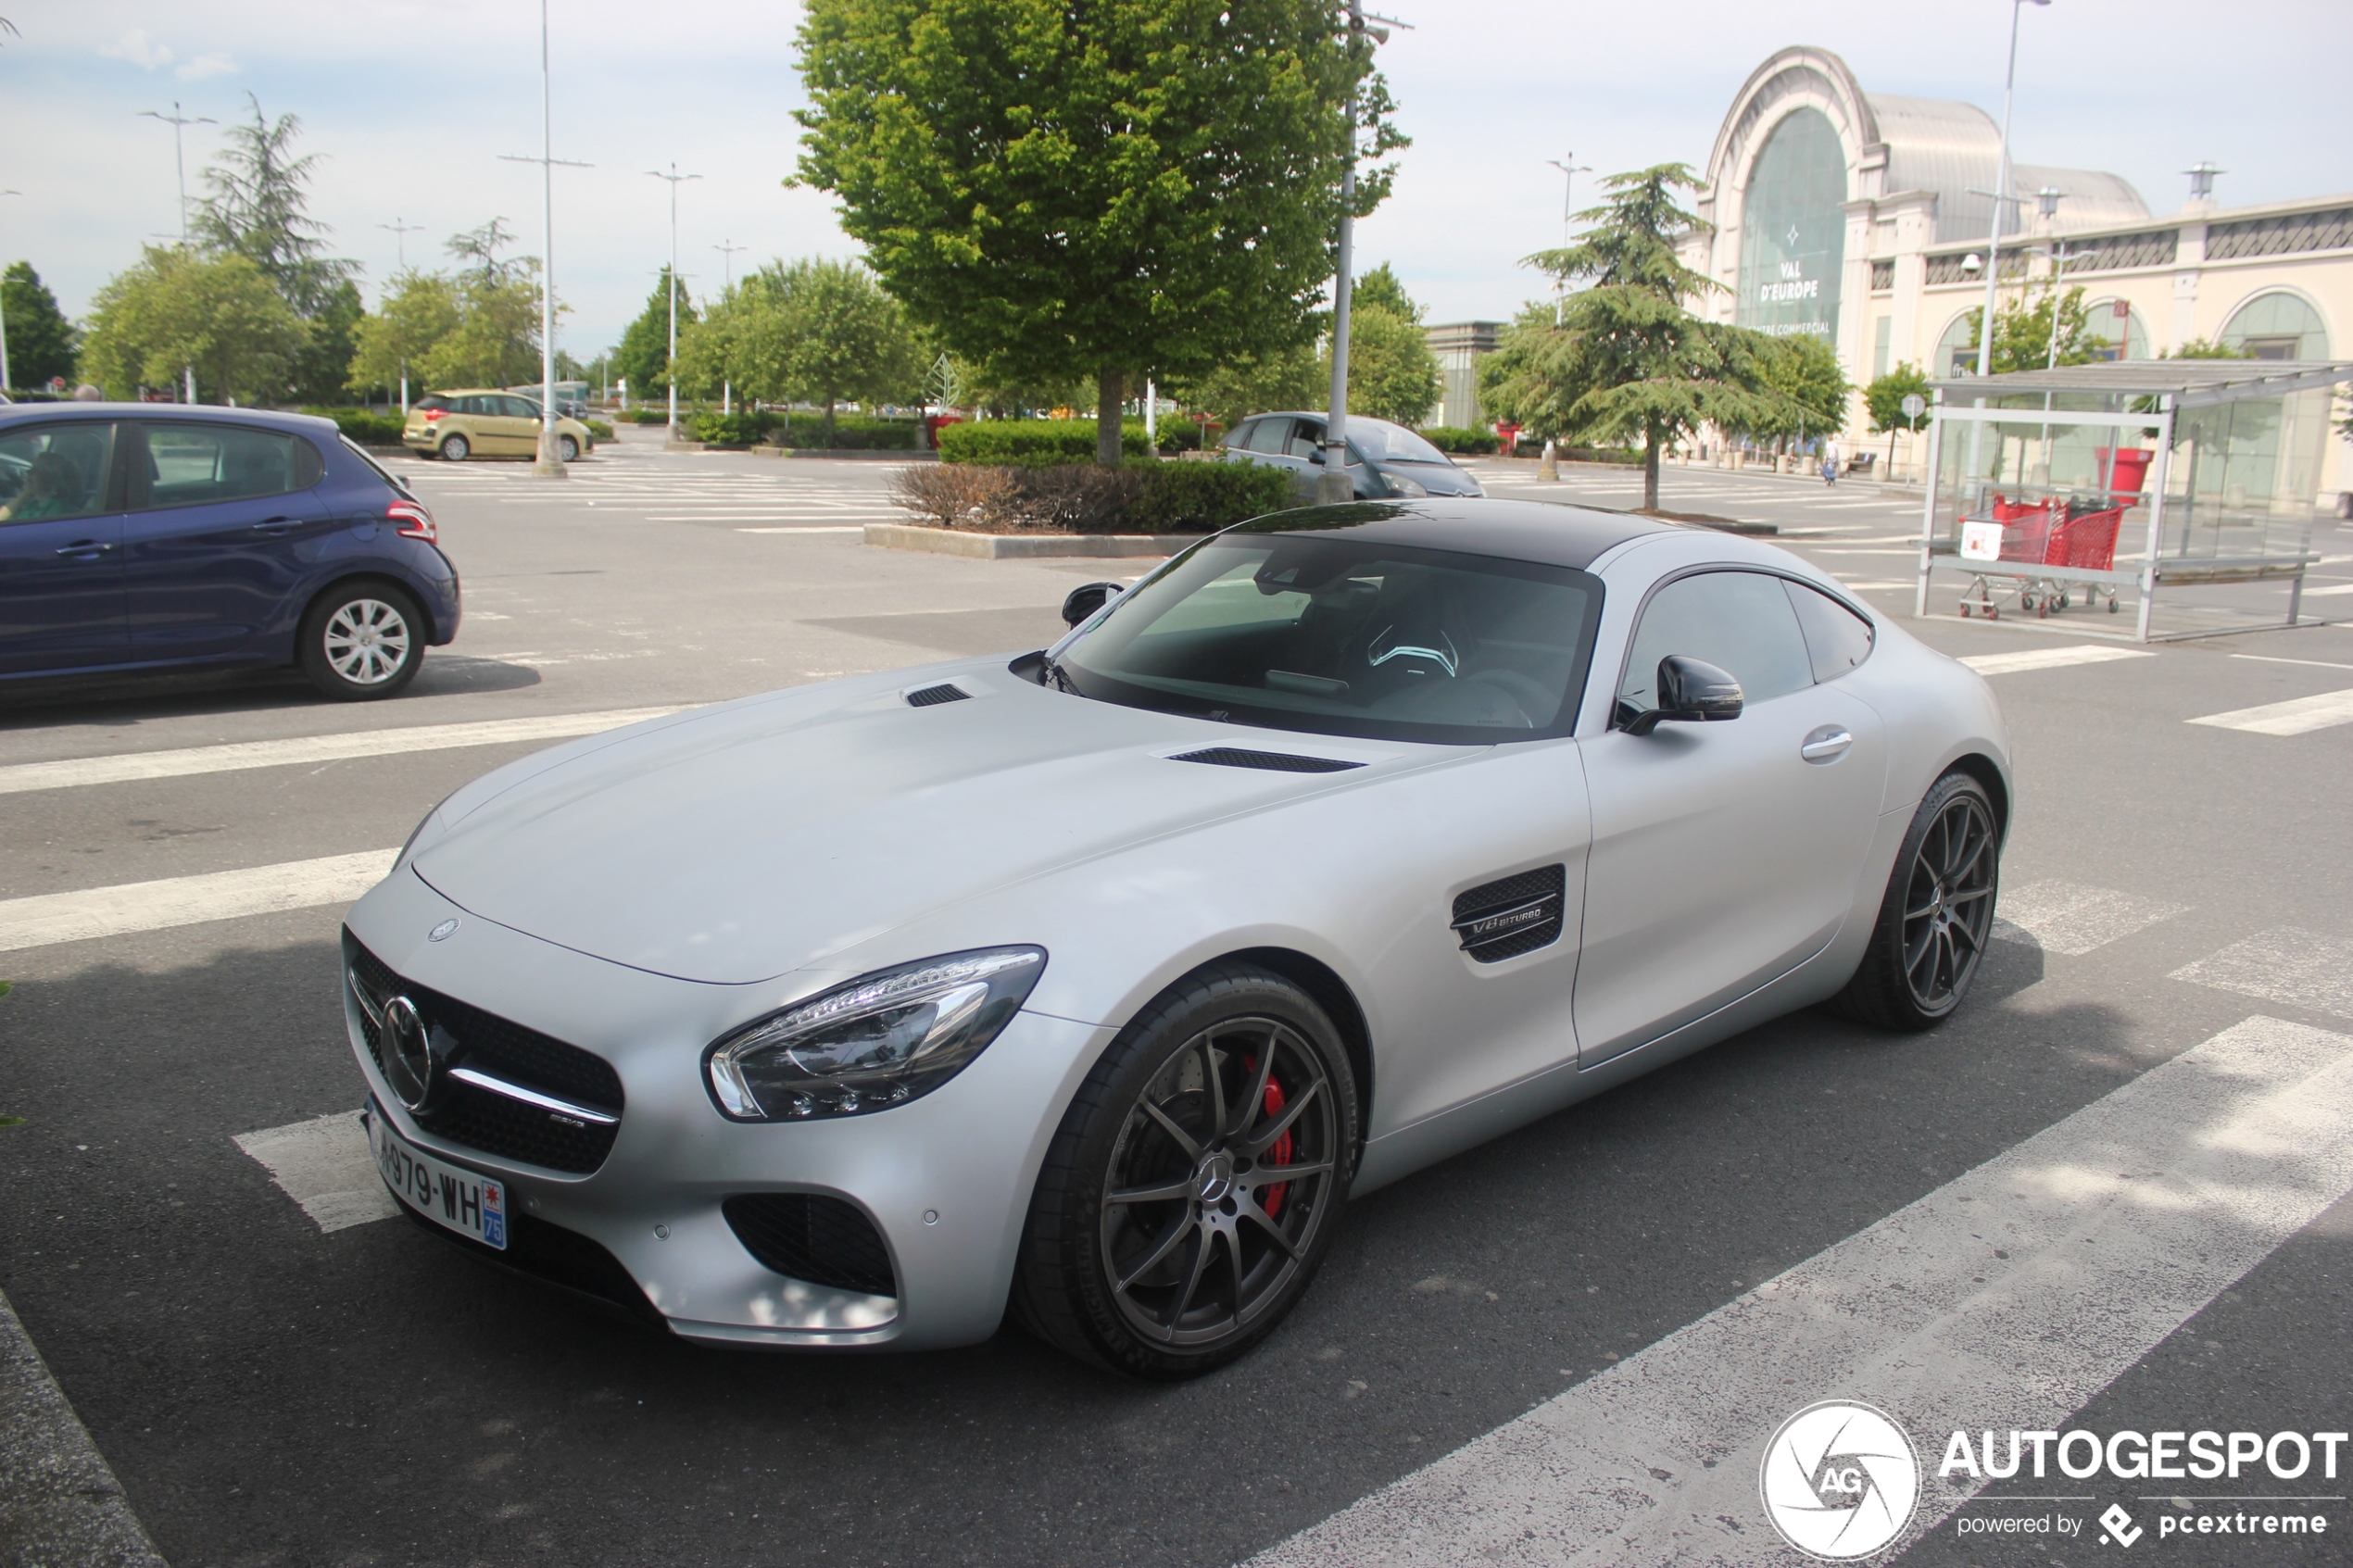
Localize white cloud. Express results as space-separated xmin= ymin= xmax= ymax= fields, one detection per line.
xmin=177 ymin=53 xmax=237 ymax=82
xmin=98 ymin=28 xmax=173 ymax=70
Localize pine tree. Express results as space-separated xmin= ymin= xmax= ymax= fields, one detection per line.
xmin=1 ymin=262 xmax=80 ymax=390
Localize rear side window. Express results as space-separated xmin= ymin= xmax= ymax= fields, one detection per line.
xmin=1244 ymin=418 xmax=1290 ymax=456
xmin=1783 ymin=580 xmax=1875 ymax=682
xmin=1618 ymin=570 xmax=1815 ymax=715
xmin=0 ymin=422 xmax=116 ymax=524
xmin=133 ymin=423 xmax=323 ymax=511
xmin=413 ymin=395 xmax=452 ymax=413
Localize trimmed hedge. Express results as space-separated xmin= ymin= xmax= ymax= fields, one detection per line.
xmin=785 ymin=416 xmax=920 ymax=450
xmin=937 ymin=420 xmax=1151 ymax=465
xmin=1420 ymin=425 xmax=1499 ymax=455
xmin=1126 ymin=459 xmax=1291 ymax=532
xmin=304 ymin=408 xmax=407 ymax=444
xmin=889 ymin=458 xmax=1291 ymax=534
xmin=629 ymin=408 xmax=671 ymax=424
xmin=584 ymin=419 xmax=615 ymax=442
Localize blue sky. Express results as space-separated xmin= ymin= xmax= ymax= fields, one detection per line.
xmin=6 ymin=0 xmax=2348 ymax=369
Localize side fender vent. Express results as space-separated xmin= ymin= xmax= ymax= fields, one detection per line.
xmin=904 ymin=683 xmax=970 ymax=708
xmin=1451 ymin=864 xmax=1567 ymax=963
xmin=1171 ymin=747 xmax=1364 ymax=774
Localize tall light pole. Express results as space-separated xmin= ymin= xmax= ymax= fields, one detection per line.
xmin=0 ymin=191 xmax=18 ymax=394
xmin=647 ymin=165 xmax=702 ymax=444
xmin=713 ymin=238 xmax=746 ymax=415
xmin=138 ymin=103 xmax=216 ymax=244
xmin=1543 ymin=156 xmax=1590 ymax=321
xmin=501 ymin=0 xmax=592 ymax=478
xmin=1972 ymin=0 xmax=2049 ymax=383
xmin=379 ymin=218 xmax=424 ymax=413
xmin=1318 ymin=2 xmax=1407 ymax=504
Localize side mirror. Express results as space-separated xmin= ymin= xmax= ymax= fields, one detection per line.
xmin=1306 ymin=449 xmax=1326 ymax=465
xmin=1061 ymin=581 xmax=1124 ymax=627
xmin=1621 ymin=655 xmax=1743 ymax=735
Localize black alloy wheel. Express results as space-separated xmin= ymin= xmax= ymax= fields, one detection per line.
xmin=1014 ymin=964 xmax=1357 ymax=1377
xmin=1833 ymin=771 xmax=2000 ymax=1030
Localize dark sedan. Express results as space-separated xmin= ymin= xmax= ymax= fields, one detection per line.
xmin=0 ymin=404 xmax=459 ymax=699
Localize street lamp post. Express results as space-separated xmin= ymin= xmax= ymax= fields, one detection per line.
xmin=140 ymin=103 xmax=214 ymax=403
xmin=647 ymin=165 xmax=702 ymax=445
xmin=1971 ymin=0 xmax=2050 ymax=384
xmin=1538 ymin=156 xmax=1589 ymax=482
xmin=713 ymin=238 xmax=746 ymax=415
xmin=1318 ymin=2 xmax=1406 ymax=504
xmin=0 ymin=191 xmax=18 ymax=394
xmin=499 ymin=0 xmax=592 ymax=479
xmin=379 ymin=218 xmax=423 ymax=413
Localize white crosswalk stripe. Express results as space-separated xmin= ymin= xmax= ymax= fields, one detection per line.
xmin=2185 ymin=686 xmax=2353 ymax=735
xmin=0 ymin=708 xmax=685 ymax=796
xmin=1991 ymin=880 xmax=2189 ymax=955
xmin=2171 ymin=927 xmax=2353 ymax=1018
xmin=1958 ymin=645 xmax=2155 ymax=676
xmin=0 ymin=850 xmax=395 ymax=952
xmin=1248 ymin=1015 xmax=2353 ymax=1568
xmin=235 ymin=1112 xmax=396 ymax=1234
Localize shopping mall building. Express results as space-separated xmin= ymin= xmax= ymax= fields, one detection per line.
xmin=1431 ymin=44 xmax=2352 ymax=496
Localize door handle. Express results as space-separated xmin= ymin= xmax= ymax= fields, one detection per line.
xmin=249 ymin=517 xmax=297 ymax=534
xmin=1800 ymin=726 xmax=1854 ymax=763
xmin=54 ymin=540 xmax=114 ymax=558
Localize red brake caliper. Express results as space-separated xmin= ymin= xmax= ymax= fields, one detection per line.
xmin=1260 ymin=1075 xmax=1292 ymax=1218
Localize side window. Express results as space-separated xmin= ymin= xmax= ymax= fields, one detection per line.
xmin=1244 ymin=418 xmax=1291 ymax=456
xmin=1617 ymin=570 xmax=1815 ymax=715
xmin=1783 ymin=580 xmax=1875 ymax=682
xmin=1287 ymin=423 xmax=1325 ymax=461
xmin=0 ymin=423 xmax=116 ymax=525
xmin=1222 ymin=419 xmax=1257 ymax=452
xmin=135 ymin=424 xmax=321 ymax=510
xmin=500 ymin=396 xmax=541 ymax=420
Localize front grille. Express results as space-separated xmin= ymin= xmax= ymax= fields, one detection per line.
xmin=1171 ymin=746 xmax=1363 ymax=774
xmin=345 ymin=930 xmax=623 ymax=1174
xmin=904 ymin=682 xmax=970 ymax=707
xmin=1451 ymin=864 xmax=1567 ymax=964
xmin=723 ymin=1194 xmax=898 ymax=1298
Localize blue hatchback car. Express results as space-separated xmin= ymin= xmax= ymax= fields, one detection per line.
xmin=0 ymin=404 xmax=459 ymax=700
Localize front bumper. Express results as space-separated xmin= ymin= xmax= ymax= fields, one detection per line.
xmin=343 ymin=866 xmax=1112 ymax=1350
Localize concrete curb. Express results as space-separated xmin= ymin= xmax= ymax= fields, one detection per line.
xmin=751 ymin=448 xmax=935 ymax=460
xmin=863 ymin=523 xmax=1202 ymax=559
xmin=0 ymin=1288 xmax=169 ymax=1568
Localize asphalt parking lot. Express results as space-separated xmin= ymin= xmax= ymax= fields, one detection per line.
xmin=3 ymin=427 xmax=2350 ymax=1567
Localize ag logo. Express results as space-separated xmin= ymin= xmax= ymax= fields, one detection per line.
xmin=1759 ymin=1400 xmax=1920 ymax=1560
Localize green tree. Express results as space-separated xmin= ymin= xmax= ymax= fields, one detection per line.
xmin=82 ymin=245 xmax=305 ymax=404
xmin=1322 ymin=263 xmax=1439 ymax=425
xmin=1749 ymin=332 xmax=1849 ymax=442
xmin=1954 ymin=284 xmax=2101 ymax=376
xmin=1167 ymin=342 xmax=1322 ymax=428
xmin=293 ymin=278 xmax=365 ymax=403
xmin=776 ymin=257 xmax=924 ymax=438
xmin=1 ymin=262 xmax=79 ymax=389
xmin=2164 ymin=337 xmax=2250 ymax=360
xmin=1864 ymin=361 xmax=1931 ymax=435
xmin=612 ymin=269 xmax=696 ymax=401
xmin=418 ymin=263 xmax=546 ymax=390
xmin=349 ymin=270 xmax=461 ymax=395
xmin=793 ymin=0 xmax=1405 ymax=464
xmin=1478 ymin=164 xmax=1801 ymax=510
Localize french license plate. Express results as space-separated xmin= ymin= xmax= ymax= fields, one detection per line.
xmin=371 ymin=1110 xmax=507 ymax=1250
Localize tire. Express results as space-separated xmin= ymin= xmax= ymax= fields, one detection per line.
xmin=1832 ymin=771 xmax=2000 ymax=1031
xmin=300 ymin=581 xmax=425 ymax=700
xmin=557 ymin=434 xmax=580 ymax=463
xmin=1013 ymin=963 xmax=1359 ymax=1378
xmin=439 ymin=433 xmax=471 ymax=462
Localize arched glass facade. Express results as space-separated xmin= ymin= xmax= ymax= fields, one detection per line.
xmin=2221 ymin=292 xmax=2329 ymax=359
xmin=1737 ymin=108 xmax=1845 ymax=340
xmin=2083 ymin=298 xmax=2149 ymax=361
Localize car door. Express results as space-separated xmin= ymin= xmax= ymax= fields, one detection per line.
xmin=0 ymin=420 xmax=130 ymax=675
xmin=1573 ymin=569 xmax=1887 ymax=1067
xmin=495 ymin=395 xmax=544 ymax=454
xmin=120 ymin=420 xmax=331 ymax=662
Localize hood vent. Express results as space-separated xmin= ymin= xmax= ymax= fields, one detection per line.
xmin=904 ymin=683 xmax=971 ymax=708
xmin=1172 ymin=746 xmax=1364 ymax=774
xmin=1451 ymin=865 xmax=1567 ymax=963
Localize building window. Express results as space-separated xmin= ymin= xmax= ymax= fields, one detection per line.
xmin=1873 ymin=317 xmax=1892 ymax=378
xmin=2082 ymin=298 xmax=2148 ymax=362
xmin=1935 ymin=312 xmax=1982 ymax=378
xmin=1736 ymin=107 xmax=1845 ymax=343
xmin=2220 ymin=292 xmax=2328 ymax=361
xmin=1870 ymin=258 xmax=1894 ymax=293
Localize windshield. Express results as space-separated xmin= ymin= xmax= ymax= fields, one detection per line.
xmin=1054 ymin=534 xmax=1601 ymax=745
xmin=1348 ymin=418 xmax=1450 ymax=465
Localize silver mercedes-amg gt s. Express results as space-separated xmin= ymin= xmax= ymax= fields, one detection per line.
xmin=343 ymin=498 xmax=2011 ymax=1377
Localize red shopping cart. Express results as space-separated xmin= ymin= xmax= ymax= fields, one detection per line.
xmin=1957 ymin=496 xmax=2057 ymax=619
xmin=1957 ymin=496 xmax=2125 ymax=618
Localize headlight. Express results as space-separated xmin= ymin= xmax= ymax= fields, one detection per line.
xmin=704 ymin=947 xmax=1046 ymax=1121
xmin=1384 ymin=470 xmax=1428 ymax=497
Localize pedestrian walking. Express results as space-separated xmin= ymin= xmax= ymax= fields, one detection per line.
xmin=1822 ymin=437 xmax=1842 ymax=485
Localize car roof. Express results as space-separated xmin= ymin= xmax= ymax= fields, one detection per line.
xmin=0 ymin=403 xmax=335 ymax=433
xmin=1250 ymin=410 xmax=1413 ymax=428
xmin=1227 ymin=497 xmax=1680 ymax=572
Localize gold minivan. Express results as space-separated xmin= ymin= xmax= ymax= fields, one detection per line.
xmin=403 ymin=390 xmax=594 ymax=462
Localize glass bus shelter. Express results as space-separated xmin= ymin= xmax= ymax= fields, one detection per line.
xmin=1912 ymin=360 xmax=2350 ymax=642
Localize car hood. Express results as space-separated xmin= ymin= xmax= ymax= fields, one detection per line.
xmin=410 ymin=665 xmax=1430 ymax=985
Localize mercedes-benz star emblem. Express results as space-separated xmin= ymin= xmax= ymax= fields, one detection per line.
xmin=428 ymin=918 xmax=461 ymax=942
xmin=382 ymin=995 xmax=434 ymax=1111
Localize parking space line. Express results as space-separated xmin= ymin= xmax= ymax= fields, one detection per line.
xmin=1958 ymin=645 xmax=2156 ymax=676
xmin=1248 ymin=1015 xmax=2353 ymax=1568
xmin=2171 ymin=928 xmax=2353 ymax=1019
xmin=0 ymin=707 xmax=686 ymax=796
xmin=1991 ymin=880 xmax=2190 ymax=955
xmin=234 ymin=1111 xmax=396 ymax=1234
xmin=0 ymin=849 xmax=395 ymax=952
xmin=2185 ymin=686 xmax=2353 ymax=735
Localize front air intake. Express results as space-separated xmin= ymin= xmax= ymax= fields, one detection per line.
xmin=1171 ymin=747 xmax=1364 ymax=774
xmin=724 ymin=1194 xmax=898 ymax=1298
xmin=1451 ymin=865 xmax=1567 ymax=963
xmin=904 ymin=683 xmax=970 ymax=708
